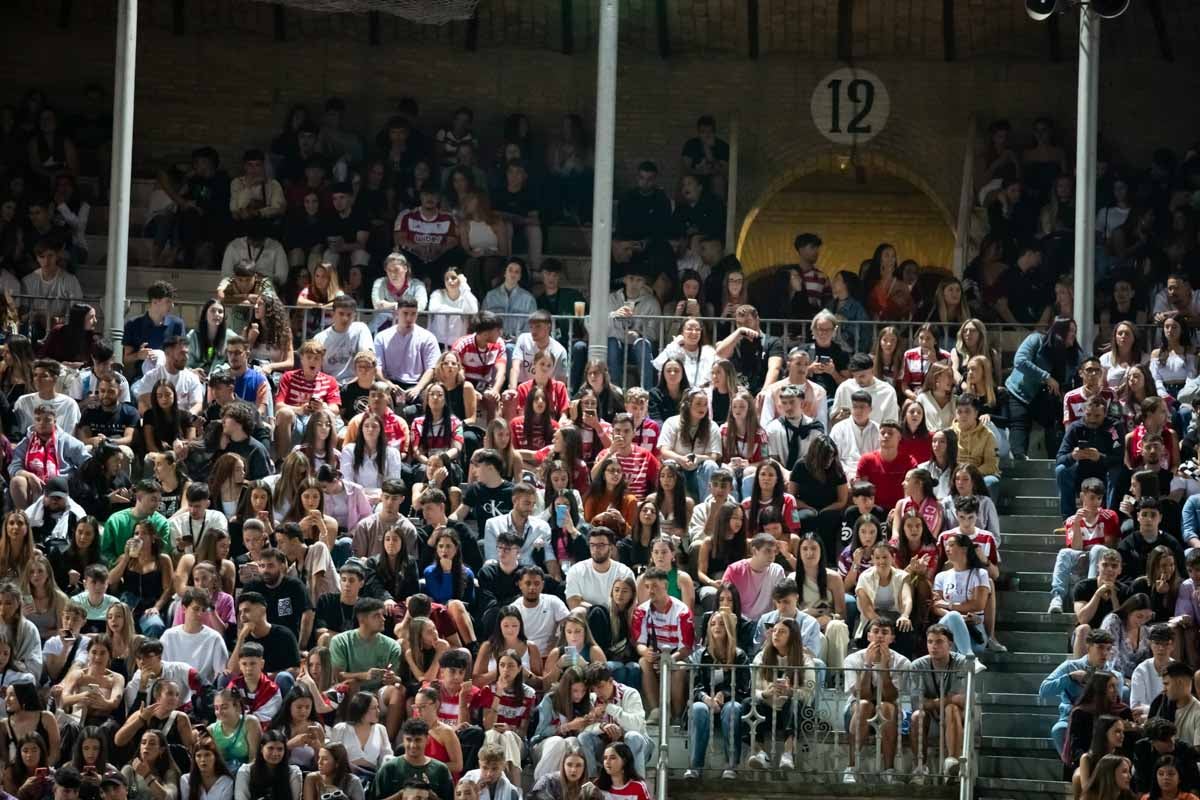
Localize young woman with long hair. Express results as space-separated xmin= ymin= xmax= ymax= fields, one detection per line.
xmin=400 ymin=617 xmax=449 ymax=694
xmin=740 ymin=460 xmax=799 ymax=540
xmin=696 ymin=503 xmax=747 ymax=610
xmin=901 ymin=325 xmax=951 ymax=402
xmin=234 ymin=729 xmax=302 ymax=800
xmin=180 ymin=737 xmax=234 ymax=800
xmin=422 ymin=528 xmax=476 ymax=614
xmin=917 ymin=361 xmax=956 ymax=432
xmin=296 ymin=261 xmax=343 ymax=334
xmin=636 ymin=536 xmax=695 ymax=611
xmin=268 ymin=685 xmax=325 ymax=773
xmin=931 ymin=532 xmax=992 ymax=656
xmin=594 ymin=742 xmax=650 ymax=800
xmin=146 ymin=451 xmax=190 ymax=520
xmin=892 ymin=467 xmax=944 ymax=541
xmin=659 ymin=388 xmax=721 ymax=501
xmin=2 ymin=732 xmax=47 ymax=797
xmin=246 ymin=295 xmax=295 ymax=377
xmin=1006 ymin=316 xmax=1083 ymax=460
xmin=484 ymin=418 xmax=524 ymax=482
xmin=796 ymin=536 xmax=849 ymax=671
xmin=141 ymin=380 xmax=197 ymax=455
xmin=55 ymin=516 xmax=103 ymax=594
xmin=267 ymin=452 xmax=310 ymax=523
xmin=1150 ymin=316 xmax=1195 ymax=399
xmin=704 ymin=358 xmax=739 ymax=427
xmin=362 ymin=528 xmax=419 ymax=611
xmin=563 ymin=388 xmax=613 ymax=468
xmin=1064 ymin=672 xmax=1131 ymax=776
xmin=892 ymin=508 xmax=938 ymax=634
xmin=927 ymin=278 xmax=972 ymax=350
xmin=410 ymin=382 xmax=466 ymax=489
xmin=328 ymin=691 xmax=391 ymax=777
xmin=20 ymin=552 xmax=67 ymax=641
xmin=208 ymin=453 xmax=247 ymax=520
xmin=1099 ymin=593 xmax=1155 ymax=681
xmin=57 ymin=634 xmax=125 ymax=728
xmin=473 ymin=605 xmax=541 ymax=688
xmin=950 ymin=318 xmax=1002 ymax=392
xmin=648 ymin=357 xmax=689 ymax=424
xmin=746 ymin=617 xmax=817 ymax=772
xmin=581 ymin=359 xmax=624 ymax=423
xmin=117 ymin=683 xmax=195 ymax=771
xmin=644 ymin=461 xmax=692 ymax=541
xmin=652 ymin=317 xmax=717 ymax=390
xmin=71 ymin=725 xmax=118 ymax=798
xmin=870 ymin=326 xmax=904 ymax=391
xmin=962 ymin=354 xmax=1009 ymax=457
xmin=208 ymin=688 xmax=263 ymax=773
xmin=187 ymin=298 xmax=229 ymax=376
xmin=942 ymin=465 xmax=1002 ymax=543
xmin=0 ymin=518 xmax=34 ymax=591
xmin=459 ymin=190 xmax=510 ymax=286
xmin=409 ymin=689 xmax=463 ymax=780
xmin=1 ymin=684 xmax=59 ymax=765
xmin=1143 ymin=754 xmax=1197 ymax=800
xmin=1071 ymin=714 xmax=1125 ymax=800
xmin=1132 ymin=545 xmax=1181 ymax=625
xmin=898 ymin=399 xmax=934 ymax=467
xmin=718 ymin=389 xmax=767 ymax=497
xmin=586 ymin=577 xmax=640 ymax=688
xmin=840 ymin=515 xmax=883 ymax=595
xmin=295 ymin=409 xmax=340 ymax=473
xmin=41 ymin=302 xmax=99 ymax=367
xmin=339 ymin=412 xmax=402 ymax=500
xmin=545 ymin=488 xmax=588 ymax=575
xmin=481 ymin=649 xmax=537 ymax=783
xmin=920 ymin=428 xmax=959 ymax=501
xmin=865 ymin=243 xmax=913 ymax=321
xmin=290 ymin=475 xmax=344 ymax=551
xmin=685 ymin=610 xmax=749 ymax=778
xmin=530 ymin=727 xmax=591 ymax=795
xmin=1100 ymin=320 xmax=1144 ymax=392
xmin=584 ymin=457 xmax=638 ymax=532
xmin=513 ymin=385 xmax=558 ymax=465
xmin=788 ymin=435 xmax=849 ymax=558
xmin=99 ymin=602 xmax=144 ymax=681
xmin=543 ymin=611 xmax=606 ymax=685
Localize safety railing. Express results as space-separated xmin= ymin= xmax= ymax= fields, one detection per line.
xmin=648 ymin=655 xmax=979 ymax=798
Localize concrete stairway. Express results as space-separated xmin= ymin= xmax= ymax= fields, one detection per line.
xmin=977 ymin=458 xmax=1071 ymax=800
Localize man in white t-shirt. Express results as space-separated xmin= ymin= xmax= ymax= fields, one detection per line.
xmin=842 ymin=618 xmax=911 ymax=782
xmin=515 ymin=566 xmax=569 ymax=652
xmin=829 ymin=389 xmax=880 ymax=480
xmin=15 ymin=359 xmax=81 ymax=435
xmin=831 ymin=353 xmax=900 ymax=426
xmin=159 ymin=587 xmax=229 ymax=683
xmin=134 ymin=335 xmax=205 ymax=415
xmin=313 ymin=297 xmax=374 ymax=383
xmin=508 ymin=309 xmax=568 ymax=386
xmin=565 ymin=527 xmax=635 ymax=609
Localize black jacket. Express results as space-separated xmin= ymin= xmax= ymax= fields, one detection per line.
xmin=691 ymin=646 xmax=751 ymax=704
xmin=1055 ymin=419 xmax=1123 ymax=483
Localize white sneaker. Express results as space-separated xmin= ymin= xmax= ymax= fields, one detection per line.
xmin=721 ymin=769 xmax=737 ymax=780
xmin=646 ymin=708 xmax=661 ymax=724
xmin=910 ymin=764 xmax=929 ymax=785
xmin=842 ymin=767 xmax=857 ymax=783
xmin=683 ymin=769 xmax=699 ymax=779
xmin=780 ymin=752 xmax=794 ymax=770
xmin=1047 ymin=596 xmax=1063 ymax=613
xmin=986 ymin=636 xmax=1008 ymax=652
xmin=882 ymin=768 xmax=898 ymax=784
xmin=943 ymin=756 xmax=960 ymax=776
xmin=748 ymin=751 xmax=769 ymax=770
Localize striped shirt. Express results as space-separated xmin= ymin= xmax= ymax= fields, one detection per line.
xmin=436 ymin=684 xmax=482 ymax=725
xmin=451 ymin=334 xmax=505 ymax=390
xmin=410 ymin=416 xmax=465 ymax=456
xmin=478 ymin=683 xmax=536 ymax=727
xmin=594 ymin=446 xmax=660 ymax=500
xmin=632 ymin=596 xmax=694 ymax=652
xmin=598 ymin=781 xmax=652 ymax=800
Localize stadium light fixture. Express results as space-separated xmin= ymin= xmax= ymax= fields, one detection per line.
xmin=1026 ymin=0 xmax=1129 ymax=22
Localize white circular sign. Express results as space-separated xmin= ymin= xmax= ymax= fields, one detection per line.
xmin=810 ymin=68 xmax=890 ymax=145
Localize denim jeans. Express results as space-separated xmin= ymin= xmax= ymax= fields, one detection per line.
xmin=983 ymin=474 xmax=1001 ymax=496
xmin=580 ymin=729 xmax=652 ymax=777
xmin=939 ymin=610 xmax=986 ymax=656
xmin=139 ymin=611 xmax=166 ymax=639
xmin=1050 ymin=547 xmax=1106 ymax=603
xmin=681 ymin=460 xmax=719 ymax=502
xmin=607 ymin=337 xmax=656 ymax=390
xmin=607 ymin=661 xmax=642 ymax=692
xmin=689 ymin=700 xmax=743 ymax=769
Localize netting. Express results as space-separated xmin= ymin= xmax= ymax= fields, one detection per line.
xmin=243 ymin=0 xmax=480 ymax=24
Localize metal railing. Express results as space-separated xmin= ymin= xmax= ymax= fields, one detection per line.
xmin=649 ymin=656 xmax=979 ymax=798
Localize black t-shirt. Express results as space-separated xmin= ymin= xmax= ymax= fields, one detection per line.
xmin=671 ymin=194 xmax=725 ymax=239
xmin=730 ymin=334 xmax=784 ymax=396
xmin=616 ymin=188 xmax=673 ymax=240
xmin=323 ymin=208 xmax=369 ymax=243
xmin=79 ymin=403 xmax=140 ymax=439
xmin=841 ymin=504 xmax=887 ymax=547
xmin=244 ymin=576 xmax=311 ymax=640
xmin=340 ymin=382 xmax=371 ymax=423
xmin=1001 ymin=266 xmax=1051 ymax=325
xmin=806 ymin=342 xmax=850 ymax=396
xmin=494 ymin=186 xmax=538 ymax=219
xmin=790 ymin=464 xmax=847 ymax=511
xmin=681 ymin=137 xmax=730 ymax=168
xmin=1072 ymin=578 xmax=1129 ymax=622
xmin=245 ymin=624 xmax=302 ymax=674
xmin=461 ymin=480 xmax=514 ymax=540
xmin=313 ymin=592 xmax=357 ymax=636
xmin=219 ymin=436 xmax=272 ymax=481
xmin=476 ymin=561 xmax=521 ymax=612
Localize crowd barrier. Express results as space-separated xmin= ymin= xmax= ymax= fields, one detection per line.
xmin=644 ymin=656 xmax=980 ymax=799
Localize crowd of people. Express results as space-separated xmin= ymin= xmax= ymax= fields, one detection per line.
xmin=2 ymin=89 xmax=1200 ymax=799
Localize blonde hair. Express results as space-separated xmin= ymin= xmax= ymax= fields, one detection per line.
xmin=965 ymin=355 xmax=997 ymax=407
xmin=707 ymin=609 xmax=738 ymax=664
xmin=22 ymin=553 xmax=67 ymax=626
xmin=954 ymin=318 xmax=992 ymax=360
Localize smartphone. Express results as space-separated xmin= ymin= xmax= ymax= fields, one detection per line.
xmin=35 ymin=769 xmax=49 ymax=780
xmin=555 ymin=504 xmax=568 ymax=528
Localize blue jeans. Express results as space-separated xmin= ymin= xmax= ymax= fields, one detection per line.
xmin=275 ymin=670 xmax=295 ymax=696
xmin=580 ymin=729 xmax=652 ymax=777
xmin=939 ymin=610 xmax=985 ymax=656
xmin=607 ymin=337 xmax=655 ymax=391
xmin=983 ymin=474 xmax=1000 ymax=495
xmin=1050 ymin=547 xmax=1106 ymax=603
xmin=1051 ymin=717 xmax=1069 ymax=753
xmin=139 ymin=611 xmax=166 ymax=638
xmin=607 ymin=661 xmax=642 ymax=692
xmin=681 ymin=460 xmax=719 ymax=503
xmin=689 ymin=700 xmax=743 ymax=769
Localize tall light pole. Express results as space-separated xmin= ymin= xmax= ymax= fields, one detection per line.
xmin=1025 ymin=0 xmax=1128 ymax=354
xmin=586 ymin=0 xmax=620 ymax=363
xmin=104 ymin=0 xmax=137 ymax=348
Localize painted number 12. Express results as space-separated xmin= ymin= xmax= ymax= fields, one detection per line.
xmin=826 ymin=78 xmax=875 ymax=134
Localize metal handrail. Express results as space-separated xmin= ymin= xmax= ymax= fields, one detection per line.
xmin=652 ymin=656 xmax=979 ymax=788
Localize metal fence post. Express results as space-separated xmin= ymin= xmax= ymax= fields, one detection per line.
xmin=656 ymin=655 xmax=671 ymax=800
xmin=960 ymin=656 xmax=977 ymax=800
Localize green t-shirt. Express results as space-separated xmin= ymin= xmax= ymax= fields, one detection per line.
xmin=100 ymin=509 xmax=172 ymax=566
xmin=370 ymin=756 xmax=452 ymax=800
xmin=329 ymin=629 xmax=403 ymax=691
xmin=71 ymin=592 xmax=120 ymax=621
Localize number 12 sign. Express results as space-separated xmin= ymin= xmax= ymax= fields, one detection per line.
xmin=810 ymin=67 xmax=890 ymax=145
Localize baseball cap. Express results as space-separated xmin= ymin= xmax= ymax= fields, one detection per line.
xmin=46 ymin=476 xmax=70 ymax=500
xmin=100 ymin=773 xmax=127 ymax=789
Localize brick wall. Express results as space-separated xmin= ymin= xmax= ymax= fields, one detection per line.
xmin=3 ymin=6 xmax=1196 ymax=274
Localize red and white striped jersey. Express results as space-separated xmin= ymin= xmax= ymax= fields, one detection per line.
xmin=451 ymin=334 xmax=505 ymax=390
xmin=632 ymin=596 xmax=695 ymax=652
xmin=394 ymin=209 xmax=456 ymax=248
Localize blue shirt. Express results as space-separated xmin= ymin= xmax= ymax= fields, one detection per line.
xmin=1038 ymin=655 xmax=1123 ymax=720
xmin=421 ymin=563 xmax=475 ymax=606
xmin=123 ymin=313 xmax=186 ymax=351
xmin=233 ymin=367 xmax=267 ymax=405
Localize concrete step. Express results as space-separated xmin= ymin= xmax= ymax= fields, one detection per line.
xmin=976 ymin=776 xmax=1071 ymax=800
xmin=999 ymin=477 xmax=1059 ymax=497
xmin=1001 ymin=459 xmax=1057 ymax=479
xmin=85 ymin=234 xmax=155 ymax=267
xmin=997 ymin=532 xmax=1065 ymax=553
xmin=980 ymin=692 xmax=1057 ymax=708
xmin=981 ymin=710 xmax=1060 ymax=738
xmin=981 ymin=735 xmax=1058 ymax=754
xmin=980 ymin=650 xmax=1069 ymax=672
xmin=988 ymin=629 xmax=1066 ymax=654
xmin=1006 ymin=495 xmax=1060 ymax=514
xmin=979 ymin=755 xmax=1064 ymax=782
xmin=1000 ymin=549 xmax=1057 ymax=573
xmin=77 ymin=266 xmax=220 ymax=305
xmin=996 ymin=589 xmax=1060 ymax=613
xmin=90 ymin=205 xmax=150 ymax=234
xmin=546 ymin=225 xmax=591 ymax=256
xmin=999 ymin=515 xmax=1065 ymax=535
xmin=995 ymin=610 xmax=1076 ymax=632
xmin=1009 ymin=571 xmax=1052 ymax=592
xmin=980 ymin=672 xmax=1060 ymax=694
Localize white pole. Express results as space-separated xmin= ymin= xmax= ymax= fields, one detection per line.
xmin=104 ymin=0 xmax=137 ymax=349
xmin=1072 ymin=6 xmax=1099 ymax=355
xmin=725 ymin=114 xmax=739 ymax=253
xmin=586 ymin=0 xmax=619 ymax=362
